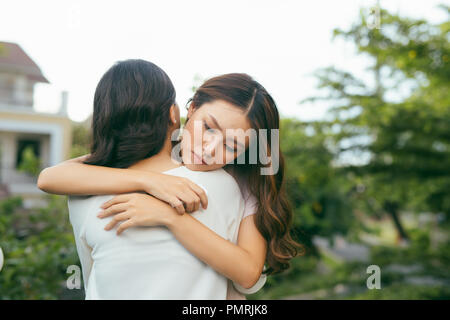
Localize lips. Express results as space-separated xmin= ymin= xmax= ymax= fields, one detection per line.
xmin=192 ymin=151 xmax=208 ymax=165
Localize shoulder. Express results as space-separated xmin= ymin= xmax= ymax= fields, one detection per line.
xmin=243 ymin=193 xmax=258 ymax=219
xmin=237 ymin=180 xmax=258 ymax=219
xmin=68 ymin=194 xmax=114 ymax=210
xmin=68 ymin=195 xmax=114 ymax=230
xmin=195 ymin=168 xmax=242 ymax=200
xmin=233 ymin=176 xmax=259 ymax=219
xmin=168 ymin=166 xmax=242 ymax=200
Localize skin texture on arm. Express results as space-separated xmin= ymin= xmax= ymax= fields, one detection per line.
xmin=37 ymin=154 xmax=143 ymax=195
xmin=37 ymin=155 xmax=207 ymax=214
xmin=38 ymin=161 xmax=145 ymax=195
xmin=99 ymin=193 xmax=267 ymax=290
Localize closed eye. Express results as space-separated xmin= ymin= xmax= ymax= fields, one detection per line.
xmin=225 ymin=144 xmax=235 ymax=152
xmin=204 ymin=119 xmax=237 ymax=152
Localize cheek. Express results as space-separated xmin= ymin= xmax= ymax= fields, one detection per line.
xmin=181 ymin=122 xmax=197 ymax=148
xmin=180 ymin=131 xmax=192 ymax=163
xmin=189 ymin=121 xmax=205 ymax=149
xmin=194 ymin=123 xmax=204 ymax=139
xmin=203 ymin=163 xmax=224 ymax=171
xmin=224 ymin=150 xmax=236 ymax=163
xmin=222 ymin=147 xmax=245 ymax=165
xmin=180 ymin=123 xmax=205 ymax=163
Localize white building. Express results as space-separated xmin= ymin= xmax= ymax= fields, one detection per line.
xmin=0 ymin=41 xmax=72 ymax=199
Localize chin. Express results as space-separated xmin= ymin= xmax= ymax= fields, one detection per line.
xmin=184 ymin=163 xmax=223 ymax=172
xmin=184 ymin=164 xmax=204 ymax=171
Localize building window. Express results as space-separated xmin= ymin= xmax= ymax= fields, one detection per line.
xmin=0 ymin=74 xmax=15 ymax=104
xmin=16 ymin=139 xmax=41 ymax=168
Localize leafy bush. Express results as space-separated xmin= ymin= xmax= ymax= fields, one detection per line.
xmin=0 ymin=195 xmax=83 ymax=299
xmin=17 ymin=146 xmax=41 ymax=177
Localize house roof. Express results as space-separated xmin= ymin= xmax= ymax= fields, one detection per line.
xmin=0 ymin=41 xmax=49 ymax=83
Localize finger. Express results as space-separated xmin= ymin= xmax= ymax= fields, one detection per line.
xmin=173 ymin=187 xmax=199 ymax=213
xmin=190 ymin=192 xmax=200 ymax=212
xmin=169 ymin=197 xmax=185 ymax=215
xmin=104 ymin=212 xmax=130 ymax=230
xmin=184 ymin=197 xmax=194 ymax=213
xmin=98 ymin=203 xmax=128 ymax=218
xmin=186 ymin=190 xmax=201 ymax=213
xmin=193 ymin=197 xmax=200 ymax=212
xmin=188 ymin=182 xmax=208 ymax=209
xmin=116 ymin=219 xmax=136 ymax=235
xmin=179 ymin=190 xmax=198 ymax=213
xmin=101 ymin=194 xmax=131 ymax=209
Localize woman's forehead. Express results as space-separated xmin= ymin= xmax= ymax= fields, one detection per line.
xmin=198 ymin=100 xmax=251 ymax=129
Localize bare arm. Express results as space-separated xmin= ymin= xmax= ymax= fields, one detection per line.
xmin=37 ymin=155 xmax=207 ymax=213
xmin=38 ymin=155 xmax=145 ymax=195
xmin=167 ymin=212 xmax=267 ymax=289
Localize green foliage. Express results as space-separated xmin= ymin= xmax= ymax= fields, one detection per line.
xmin=70 ymin=122 xmax=91 ymax=158
xmin=303 ymin=5 xmax=450 ymax=243
xmin=17 ymin=146 xmax=41 ymax=177
xmin=249 ymin=225 xmax=450 ymax=300
xmin=249 ymin=5 xmax=450 ymax=300
xmin=191 ymin=73 xmax=205 ymax=93
xmin=351 ymin=283 xmax=450 ymax=300
xmin=280 ymin=119 xmax=359 ymax=250
xmin=0 ymin=196 xmax=83 ymax=299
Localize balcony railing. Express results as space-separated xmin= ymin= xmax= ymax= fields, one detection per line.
xmin=0 ymin=88 xmax=33 ymax=107
xmin=0 ymin=163 xmax=49 ymax=185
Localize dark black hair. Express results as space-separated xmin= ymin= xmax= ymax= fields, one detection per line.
xmin=84 ymin=59 xmax=176 ymax=168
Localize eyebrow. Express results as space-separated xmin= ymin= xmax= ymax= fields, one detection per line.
xmin=208 ymin=113 xmax=223 ymax=130
xmin=208 ymin=113 xmax=245 ymax=150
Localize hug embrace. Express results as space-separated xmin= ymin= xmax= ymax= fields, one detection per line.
xmin=37 ymin=59 xmax=305 ymax=299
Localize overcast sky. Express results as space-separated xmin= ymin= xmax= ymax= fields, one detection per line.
xmin=1 ymin=0 xmax=447 ymax=122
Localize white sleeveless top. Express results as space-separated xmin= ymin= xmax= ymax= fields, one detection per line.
xmin=68 ymin=166 xmax=265 ymax=299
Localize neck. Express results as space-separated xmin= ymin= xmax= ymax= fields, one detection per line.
xmin=129 ymin=131 xmax=182 ymax=173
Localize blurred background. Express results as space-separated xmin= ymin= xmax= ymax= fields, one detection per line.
xmin=0 ymin=0 xmax=449 ymax=299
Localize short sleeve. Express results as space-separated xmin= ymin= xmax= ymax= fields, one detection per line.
xmin=232 ymin=266 xmax=268 ymax=294
xmin=240 ymin=181 xmax=258 ymax=220
xmin=243 ymin=194 xmax=258 ymax=219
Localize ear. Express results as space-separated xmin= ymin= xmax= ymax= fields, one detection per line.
xmin=187 ymin=101 xmax=195 ymax=119
xmin=169 ymin=103 xmax=180 ymax=125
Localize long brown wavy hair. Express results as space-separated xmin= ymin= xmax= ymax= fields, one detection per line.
xmin=189 ymin=73 xmax=305 ymax=275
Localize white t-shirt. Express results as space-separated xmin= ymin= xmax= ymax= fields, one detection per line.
xmin=240 ymin=183 xmax=258 ymax=220
xmin=68 ymin=166 xmax=265 ymax=299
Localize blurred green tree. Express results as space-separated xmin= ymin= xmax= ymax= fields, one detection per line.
xmin=302 ymin=5 xmax=450 ymax=241
xmin=281 ymin=118 xmax=358 ymax=252
xmin=70 ymin=122 xmax=91 ymax=158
